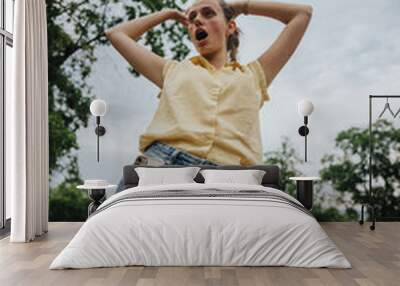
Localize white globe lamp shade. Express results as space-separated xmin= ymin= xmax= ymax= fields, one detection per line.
xmin=297 ymin=99 xmax=314 ymax=116
xmin=90 ymin=99 xmax=107 ymax=117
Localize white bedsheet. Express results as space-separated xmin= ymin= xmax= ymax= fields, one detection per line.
xmin=50 ymin=183 xmax=351 ymax=269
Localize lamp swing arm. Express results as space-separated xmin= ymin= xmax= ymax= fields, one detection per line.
xmin=305 ymin=125 xmax=307 ymax=162
xmin=297 ymin=100 xmax=314 ymax=163
xmin=96 ymin=116 xmax=100 ymax=162
xmin=304 ymin=115 xmax=308 ymax=162
xmin=90 ymin=99 xmax=108 ymax=162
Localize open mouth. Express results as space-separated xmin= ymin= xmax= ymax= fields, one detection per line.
xmin=195 ymin=28 xmax=208 ymax=41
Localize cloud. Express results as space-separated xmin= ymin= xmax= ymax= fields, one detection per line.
xmin=74 ymin=0 xmax=400 ymax=184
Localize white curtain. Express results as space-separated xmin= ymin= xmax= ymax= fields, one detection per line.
xmin=9 ymin=0 xmax=49 ymax=242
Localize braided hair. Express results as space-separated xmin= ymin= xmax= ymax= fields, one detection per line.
xmin=218 ymin=0 xmax=241 ymax=62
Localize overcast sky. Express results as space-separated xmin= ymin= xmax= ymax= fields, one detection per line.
xmin=73 ymin=0 xmax=400 ymax=185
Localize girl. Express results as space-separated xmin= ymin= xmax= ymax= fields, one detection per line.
xmin=106 ymin=0 xmax=312 ymax=191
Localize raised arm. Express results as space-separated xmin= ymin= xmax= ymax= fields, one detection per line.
xmin=232 ymin=1 xmax=313 ymax=85
xmin=105 ymin=9 xmax=188 ymax=89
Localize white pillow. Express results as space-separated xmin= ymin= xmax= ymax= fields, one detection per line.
xmin=135 ymin=167 xmax=201 ymax=186
xmin=200 ymin=169 xmax=266 ymax=185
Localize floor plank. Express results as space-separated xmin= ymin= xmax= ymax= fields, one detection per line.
xmin=0 ymin=222 xmax=399 ymax=286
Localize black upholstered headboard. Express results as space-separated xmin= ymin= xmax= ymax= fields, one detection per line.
xmin=123 ymin=165 xmax=281 ymax=190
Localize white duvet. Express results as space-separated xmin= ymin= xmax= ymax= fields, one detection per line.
xmin=50 ymin=183 xmax=351 ymax=269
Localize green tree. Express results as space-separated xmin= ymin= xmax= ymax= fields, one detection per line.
xmin=49 ymin=181 xmax=89 ymax=221
xmin=264 ymin=136 xmax=357 ymax=221
xmin=320 ymin=119 xmax=400 ymax=220
xmin=311 ymin=205 xmax=358 ymax=222
xmin=48 ymin=0 xmax=189 ymax=180
xmin=47 ymin=0 xmax=190 ymax=220
xmin=264 ymin=136 xmax=302 ymax=196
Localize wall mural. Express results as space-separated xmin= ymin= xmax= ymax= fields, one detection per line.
xmin=47 ymin=0 xmax=400 ymax=222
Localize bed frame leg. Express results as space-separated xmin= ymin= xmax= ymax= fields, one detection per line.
xmin=359 ymin=204 xmax=365 ymax=225
xmin=370 ymin=205 xmax=376 ymax=231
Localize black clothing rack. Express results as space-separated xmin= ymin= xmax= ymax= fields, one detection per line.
xmin=359 ymin=95 xmax=400 ymax=230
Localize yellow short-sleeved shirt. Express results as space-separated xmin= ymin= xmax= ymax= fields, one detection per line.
xmin=139 ymin=55 xmax=270 ymax=165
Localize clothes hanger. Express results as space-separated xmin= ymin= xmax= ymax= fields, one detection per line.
xmin=378 ymin=97 xmax=395 ymax=118
xmin=394 ymin=105 xmax=400 ymax=118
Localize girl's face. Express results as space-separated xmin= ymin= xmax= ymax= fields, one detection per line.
xmin=186 ymin=0 xmax=233 ymax=56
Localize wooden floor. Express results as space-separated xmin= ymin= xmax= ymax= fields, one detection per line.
xmin=0 ymin=222 xmax=399 ymax=286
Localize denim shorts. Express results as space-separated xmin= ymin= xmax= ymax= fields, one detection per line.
xmin=115 ymin=141 xmax=219 ymax=193
xmin=144 ymin=141 xmax=219 ymax=166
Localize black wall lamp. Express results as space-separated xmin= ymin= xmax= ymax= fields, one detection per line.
xmin=90 ymin=99 xmax=107 ymax=162
xmin=297 ymin=99 xmax=314 ymax=162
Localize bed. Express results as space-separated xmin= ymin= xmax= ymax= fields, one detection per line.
xmin=50 ymin=165 xmax=351 ymax=269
